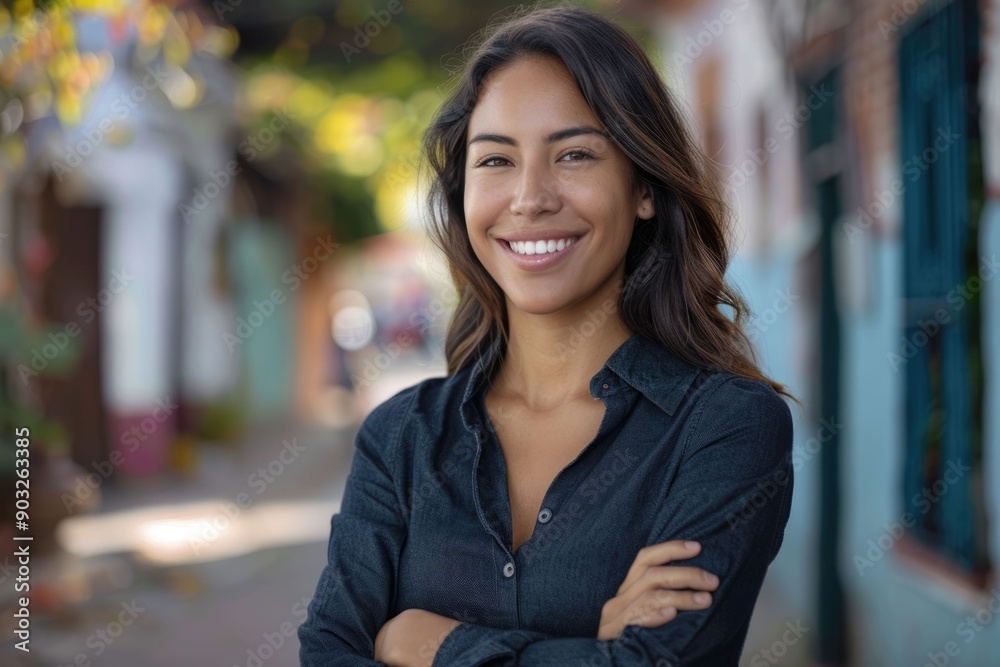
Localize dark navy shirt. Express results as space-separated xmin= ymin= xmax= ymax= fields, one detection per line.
xmin=298 ymin=331 xmax=794 ymax=666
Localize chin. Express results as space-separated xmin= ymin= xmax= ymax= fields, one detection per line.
xmin=504 ymin=289 xmax=584 ymax=317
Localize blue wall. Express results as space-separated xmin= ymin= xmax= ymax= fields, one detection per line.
xmin=736 ymin=206 xmax=1000 ymax=665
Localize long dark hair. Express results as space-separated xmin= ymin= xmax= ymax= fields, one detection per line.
xmin=421 ymin=4 xmax=796 ymax=403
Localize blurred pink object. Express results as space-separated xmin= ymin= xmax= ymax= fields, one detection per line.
xmin=24 ymin=236 xmax=54 ymax=278
xmin=106 ymin=408 xmax=178 ymax=477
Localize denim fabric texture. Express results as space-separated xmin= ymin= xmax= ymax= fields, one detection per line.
xmin=298 ymin=330 xmax=795 ymax=666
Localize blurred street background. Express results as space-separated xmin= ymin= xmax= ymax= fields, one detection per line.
xmin=0 ymin=0 xmax=998 ymax=665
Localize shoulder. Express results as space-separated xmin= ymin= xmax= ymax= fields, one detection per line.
xmin=698 ymin=372 xmax=792 ymax=426
xmin=356 ymin=368 xmax=469 ymax=445
xmin=679 ymin=371 xmax=794 ymax=467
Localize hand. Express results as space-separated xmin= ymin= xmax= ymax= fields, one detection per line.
xmin=374 ymin=608 xmax=462 ymax=667
xmin=597 ymin=540 xmax=719 ymax=641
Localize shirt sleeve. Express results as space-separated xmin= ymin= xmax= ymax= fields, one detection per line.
xmin=298 ymin=390 xmax=414 ymax=666
xmin=431 ymin=375 xmax=795 ymax=667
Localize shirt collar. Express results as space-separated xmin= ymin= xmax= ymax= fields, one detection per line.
xmin=459 ymin=330 xmax=703 ymax=436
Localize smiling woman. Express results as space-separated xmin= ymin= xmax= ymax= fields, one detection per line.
xmin=299 ymin=5 xmax=797 ymax=667
xmin=463 ymin=57 xmax=650 ymax=314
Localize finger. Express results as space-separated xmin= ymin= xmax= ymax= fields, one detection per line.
xmin=639 ymin=565 xmax=719 ymax=592
xmin=597 ymin=606 xmax=677 ymax=641
xmin=627 ymin=604 xmax=678 ymax=631
xmin=608 ymin=566 xmax=718 ymax=618
xmin=616 ymin=540 xmax=701 ymax=595
xmin=603 ymin=585 xmax=712 ymax=636
xmin=616 ymin=541 xmax=700 ymax=595
xmin=625 ymin=589 xmax=712 ymax=623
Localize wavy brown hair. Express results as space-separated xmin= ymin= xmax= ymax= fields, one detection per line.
xmin=420 ymin=4 xmax=796 ymax=403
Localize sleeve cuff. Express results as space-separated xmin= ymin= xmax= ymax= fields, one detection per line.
xmin=432 ymin=622 xmax=548 ymax=667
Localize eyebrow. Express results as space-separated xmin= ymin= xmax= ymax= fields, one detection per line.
xmin=467 ymin=126 xmax=608 ymax=147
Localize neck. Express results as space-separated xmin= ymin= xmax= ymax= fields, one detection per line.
xmin=494 ymin=269 xmax=633 ymax=411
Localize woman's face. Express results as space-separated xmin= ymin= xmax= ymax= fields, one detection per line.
xmin=463 ymin=55 xmax=654 ymax=318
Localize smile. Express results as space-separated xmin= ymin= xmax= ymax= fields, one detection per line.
xmin=496 ymin=234 xmax=583 ymax=271
xmin=505 ymin=236 xmax=579 ymax=255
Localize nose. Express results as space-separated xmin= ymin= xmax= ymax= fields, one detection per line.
xmin=509 ymin=159 xmax=562 ymax=218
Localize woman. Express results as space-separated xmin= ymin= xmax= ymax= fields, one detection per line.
xmin=299 ymin=5 xmax=797 ymax=666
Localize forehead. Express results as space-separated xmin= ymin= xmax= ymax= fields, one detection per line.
xmin=468 ymin=55 xmax=602 ymax=134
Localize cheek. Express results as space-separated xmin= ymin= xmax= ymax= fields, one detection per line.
xmin=463 ymin=186 xmax=496 ymax=262
xmin=463 ymin=178 xmax=497 ymax=229
xmin=567 ymin=185 xmax=633 ymax=242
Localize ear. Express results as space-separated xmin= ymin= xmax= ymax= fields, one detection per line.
xmin=636 ymin=185 xmax=655 ymax=220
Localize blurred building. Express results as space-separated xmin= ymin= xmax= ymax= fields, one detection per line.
xmin=623 ymin=0 xmax=1000 ymax=663
xmin=7 ymin=6 xmax=230 ymax=478
xmin=0 ymin=1 xmax=315 ymax=481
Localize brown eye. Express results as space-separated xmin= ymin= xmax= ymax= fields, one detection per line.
xmin=474 ymin=155 xmax=511 ymax=168
xmin=559 ymin=149 xmax=596 ymax=162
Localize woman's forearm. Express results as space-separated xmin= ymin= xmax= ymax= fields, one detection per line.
xmin=374 ymin=609 xmax=462 ymax=667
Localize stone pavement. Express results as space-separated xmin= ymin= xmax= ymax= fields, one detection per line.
xmin=0 ymin=418 xmax=356 ymax=667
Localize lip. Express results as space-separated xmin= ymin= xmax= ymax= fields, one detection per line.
xmin=496 ymin=234 xmax=583 ymax=271
xmin=497 ymin=230 xmax=584 ymax=243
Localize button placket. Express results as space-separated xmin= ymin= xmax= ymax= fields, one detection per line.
xmin=517 ymin=388 xmax=623 ymax=564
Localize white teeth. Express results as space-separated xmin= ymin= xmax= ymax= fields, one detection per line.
xmin=506 ymin=237 xmax=577 ymax=256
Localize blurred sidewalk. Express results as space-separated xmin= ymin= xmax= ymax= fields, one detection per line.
xmin=1 ymin=419 xmax=356 ymax=667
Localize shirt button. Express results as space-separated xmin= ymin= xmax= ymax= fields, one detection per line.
xmin=602 ymin=383 xmax=609 ymax=389
xmin=538 ymin=508 xmax=552 ymax=524
xmin=503 ymin=562 xmax=515 ymax=577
